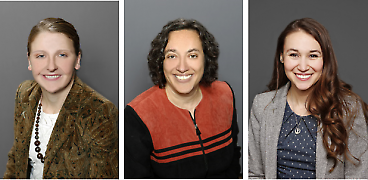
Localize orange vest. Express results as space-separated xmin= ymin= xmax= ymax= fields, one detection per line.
xmin=128 ymin=81 xmax=236 ymax=178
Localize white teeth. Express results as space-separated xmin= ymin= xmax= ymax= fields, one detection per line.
xmin=175 ymin=75 xmax=192 ymax=80
xmin=296 ymin=74 xmax=311 ymax=79
xmin=45 ymin=75 xmax=61 ymax=79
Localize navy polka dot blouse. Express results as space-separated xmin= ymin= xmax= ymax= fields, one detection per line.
xmin=277 ymin=101 xmax=317 ymax=179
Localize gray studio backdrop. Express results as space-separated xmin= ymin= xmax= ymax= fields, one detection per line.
xmin=124 ymin=0 xmax=243 ymax=173
xmin=0 ymin=1 xmax=118 ymax=176
xmin=250 ymin=0 xmax=368 ymax=115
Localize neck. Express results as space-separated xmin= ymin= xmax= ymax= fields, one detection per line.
xmin=287 ymin=83 xmax=313 ymax=116
xmin=165 ymin=84 xmax=202 ymax=113
xmin=41 ymin=78 xmax=74 ymax=114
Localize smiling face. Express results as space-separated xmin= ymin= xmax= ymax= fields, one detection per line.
xmin=163 ymin=29 xmax=205 ymax=95
xmin=28 ymin=31 xmax=81 ymax=94
xmin=281 ymin=30 xmax=323 ymax=92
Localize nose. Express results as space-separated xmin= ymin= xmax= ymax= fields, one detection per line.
xmin=176 ymin=57 xmax=189 ymax=73
xmin=298 ymin=57 xmax=310 ymax=72
xmin=47 ymin=56 xmax=58 ymax=72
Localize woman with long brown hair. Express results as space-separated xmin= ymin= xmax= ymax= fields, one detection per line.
xmin=249 ymin=18 xmax=368 ymax=178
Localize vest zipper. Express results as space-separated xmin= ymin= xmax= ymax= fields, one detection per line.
xmin=189 ymin=110 xmax=208 ymax=177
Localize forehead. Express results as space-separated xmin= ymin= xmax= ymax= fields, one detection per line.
xmin=165 ymin=29 xmax=202 ymax=51
xmin=30 ymin=31 xmax=74 ymax=52
xmin=284 ymin=31 xmax=321 ymax=51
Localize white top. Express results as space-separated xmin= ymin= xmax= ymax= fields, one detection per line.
xmin=29 ymin=102 xmax=58 ymax=179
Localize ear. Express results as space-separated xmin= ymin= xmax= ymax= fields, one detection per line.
xmin=74 ymin=52 xmax=81 ymax=70
xmin=27 ymin=53 xmax=32 ymax=71
xmin=279 ymin=53 xmax=284 ymax=63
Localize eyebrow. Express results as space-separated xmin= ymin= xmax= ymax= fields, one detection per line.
xmin=164 ymin=48 xmax=200 ymax=54
xmin=286 ymin=48 xmax=321 ymax=54
xmin=164 ymin=49 xmax=176 ymax=54
xmin=31 ymin=49 xmax=73 ymax=53
xmin=187 ymin=48 xmax=200 ymax=53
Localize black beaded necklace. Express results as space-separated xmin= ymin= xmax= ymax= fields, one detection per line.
xmin=34 ymin=102 xmax=45 ymax=163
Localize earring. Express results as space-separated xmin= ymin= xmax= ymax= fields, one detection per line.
xmin=280 ymin=58 xmax=283 ymax=63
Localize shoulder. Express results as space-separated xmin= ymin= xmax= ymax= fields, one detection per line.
xmin=16 ymin=80 xmax=37 ymax=94
xmin=17 ymin=80 xmax=36 ymax=91
xmin=207 ymin=80 xmax=232 ymax=92
xmin=252 ymin=90 xmax=277 ymax=109
xmin=128 ymin=85 xmax=163 ymax=109
xmin=251 ymin=83 xmax=289 ymax=112
xmin=202 ymin=80 xmax=233 ymax=99
xmin=73 ymin=77 xmax=118 ymax=115
xmin=15 ymin=80 xmax=40 ymax=103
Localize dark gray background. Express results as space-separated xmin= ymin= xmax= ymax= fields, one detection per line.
xmin=0 ymin=1 xmax=118 ymax=176
xmin=124 ymin=0 xmax=243 ymax=172
xmin=250 ymin=0 xmax=368 ymax=114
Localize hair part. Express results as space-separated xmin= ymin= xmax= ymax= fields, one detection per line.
xmin=267 ymin=17 xmax=368 ymax=172
xmin=27 ymin=17 xmax=81 ymax=57
xmin=147 ymin=18 xmax=219 ymax=88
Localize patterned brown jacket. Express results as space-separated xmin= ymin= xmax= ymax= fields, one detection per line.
xmin=4 ymin=76 xmax=119 ymax=178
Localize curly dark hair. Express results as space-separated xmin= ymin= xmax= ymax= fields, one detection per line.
xmin=148 ymin=18 xmax=219 ymax=88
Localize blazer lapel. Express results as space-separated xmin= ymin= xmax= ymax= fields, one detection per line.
xmin=265 ymin=83 xmax=289 ymax=178
xmin=316 ymin=124 xmax=327 ymax=178
xmin=20 ymin=82 xmax=41 ymax=177
xmin=43 ymin=77 xmax=82 ymax=175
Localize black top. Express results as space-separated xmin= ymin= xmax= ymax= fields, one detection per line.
xmin=277 ymin=101 xmax=317 ymax=179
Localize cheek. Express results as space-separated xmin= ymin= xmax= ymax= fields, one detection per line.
xmin=163 ymin=60 xmax=170 ymax=73
xmin=313 ymin=61 xmax=323 ymax=73
xmin=193 ymin=57 xmax=205 ymax=71
xmin=283 ymin=61 xmax=297 ymax=72
xmin=63 ymin=59 xmax=79 ymax=72
xmin=29 ymin=61 xmax=44 ymax=71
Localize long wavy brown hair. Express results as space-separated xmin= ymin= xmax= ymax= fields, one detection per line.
xmin=267 ymin=18 xmax=368 ymax=172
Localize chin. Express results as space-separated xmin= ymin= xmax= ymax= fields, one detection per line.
xmin=294 ymin=83 xmax=316 ymax=91
xmin=172 ymin=84 xmax=196 ymax=94
xmin=42 ymin=87 xmax=61 ymax=94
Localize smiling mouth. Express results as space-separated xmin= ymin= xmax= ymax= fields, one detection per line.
xmin=44 ymin=75 xmax=61 ymax=79
xmin=175 ymin=75 xmax=192 ymax=80
xmin=295 ymin=73 xmax=312 ymax=81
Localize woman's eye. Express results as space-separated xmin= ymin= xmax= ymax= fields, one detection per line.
xmin=166 ymin=55 xmax=175 ymax=59
xmin=289 ymin=53 xmax=298 ymax=58
xmin=189 ymin=54 xmax=198 ymax=58
xmin=59 ymin=53 xmax=67 ymax=57
xmin=310 ymin=54 xmax=319 ymax=58
xmin=36 ymin=54 xmax=45 ymax=58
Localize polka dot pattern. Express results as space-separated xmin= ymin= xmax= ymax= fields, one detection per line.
xmin=277 ymin=101 xmax=317 ymax=179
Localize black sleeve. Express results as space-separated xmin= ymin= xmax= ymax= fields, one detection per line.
xmin=225 ymin=82 xmax=242 ymax=178
xmin=124 ymin=105 xmax=155 ymax=178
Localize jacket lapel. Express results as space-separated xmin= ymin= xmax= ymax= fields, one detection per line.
xmin=316 ymin=124 xmax=326 ymax=178
xmin=20 ymin=82 xmax=41 ymax=177
xmin=265 ymin=83 xmax=289 ymax=178
xmin=42 ymin=77 xmax=82 ymax=175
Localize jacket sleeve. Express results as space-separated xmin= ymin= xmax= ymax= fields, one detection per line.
xmin=344 ymin=100 xmax=368 ymax=178
xmin=4 ymin=141 xmax=17 ymax=179
xmin=85 ymin=101 xmax=119 ymax=178
xmin=124 ymin=105 xmax=155 ymax=178
xmin=4 ymin=83 xmax=23 ymax=179
xmin=248 ymin=95 xmax=265 ymax=179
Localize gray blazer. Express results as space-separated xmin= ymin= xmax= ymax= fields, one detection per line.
xmin=249 ymin=82 xmax=368 ymax=179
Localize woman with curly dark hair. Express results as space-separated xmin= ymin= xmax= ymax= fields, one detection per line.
xmin=249 ymin=18 xmax=368 ymax=179
xmin=125 ymin=18 xmax=241 ymax=178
